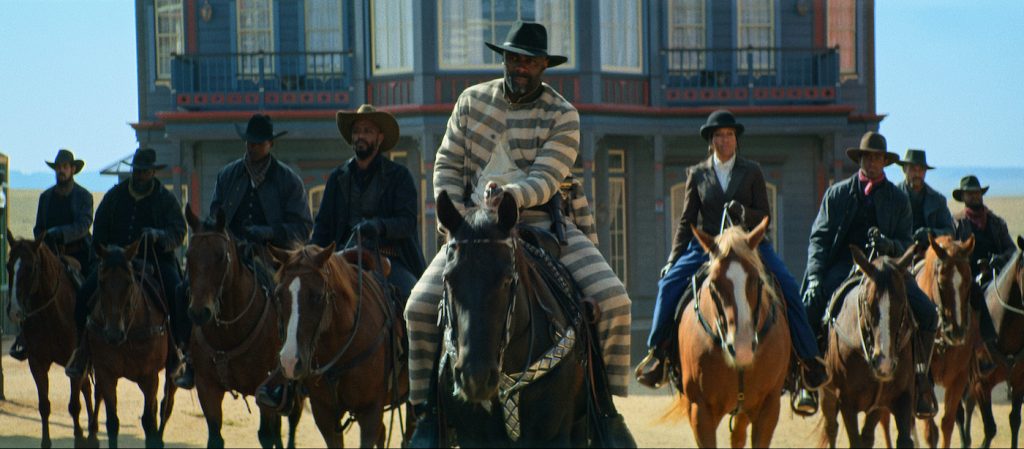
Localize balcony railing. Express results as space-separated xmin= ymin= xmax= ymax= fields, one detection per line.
xmin=661 ymin=47 xmax=840 ymax=105
xmin=171 ymin=51 xmax=354 ymax=110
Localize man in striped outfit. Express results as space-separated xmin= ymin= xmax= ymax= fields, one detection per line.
xmin=405 ymin=21 xmax=633 ymax=447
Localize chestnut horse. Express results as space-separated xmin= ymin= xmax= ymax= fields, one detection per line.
xmin=818 ymin=245 xmax=917 ymax=448
xmin=666 ymin=217 xmax=790 ymax=448
xmin=7 ymin=231 xmax=98 ymax=448
xmin=960 ymin=236 xmax=1024 ymax=448
xmin=183 ymin=206 xmax=302 ymax=448
xmin=89 ymin=241 xmax=177 ymax=448
xmin=270 ymin=242 xmax=409 ymax=448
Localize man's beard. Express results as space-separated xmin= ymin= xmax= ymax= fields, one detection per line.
xmin=132 ymin=178 xmax=154 ymax=192
xmin=967 ymin=202 xmax=986 ymax=211
xmin=908 ymin=177 xmax=923 ymax=190
xmin=354 ymin=140 xmax=377 ymax=161
xmin=505 ymin=73 xmax=539 ymax=98
xmin=56 ymin=174 xmax=73 ymax=187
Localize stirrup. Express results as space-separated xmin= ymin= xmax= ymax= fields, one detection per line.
xmin=791 ymin=388 xmax=819 ymax=417
xmin=634 ymin=349 xmax=667 ymax=389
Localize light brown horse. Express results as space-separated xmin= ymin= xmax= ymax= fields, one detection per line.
xmin=666 ymin=217 xmax=791 ymax=448
xmin=184 ymin=206 xmax=301 ymax=448
xmin=270 ymin=242 xmax=409 ymax=448
xmin=7 ymin=231 xmax=98 ymax=448
xmin=818 ymin=245 xmax=917 ymax=448
xmin=89 ymin=241 xmax=177 ymax=448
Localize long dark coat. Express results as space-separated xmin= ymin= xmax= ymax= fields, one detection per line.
xmin=952 ymin=209 xmax=1015 ymax=263
xmin=899 ymin=181 xmax=954 ymax=236
xmin=208 ymin=156 xmax=313 ymax=247
xmin=93 ymin=178 xmax=186 ymax=263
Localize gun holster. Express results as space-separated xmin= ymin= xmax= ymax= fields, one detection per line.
xmin=526 ymin=194 xmax=567 ymax=245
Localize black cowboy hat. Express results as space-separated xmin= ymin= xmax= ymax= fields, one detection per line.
xmin=235 ymin=113 xmax=287 ymax=143
xmin=127 ymin=148 xmax=166 ymax=171
xmin=336 ymin=104 xmax=400 ymax=152
xmin=485 ymin=21 xmax=568 ymax=68
xmin=699 ymin=109 xmax=745 ymax=141
xmin=45 ymin=149 xmax=85 ymax=174
xmin=846 ymin=131 xmax=899 ymax=165
xmin=952 ymin=175 xmax=989 ymax=202
xmin=896 ymin=149 xmax=935 ymax=170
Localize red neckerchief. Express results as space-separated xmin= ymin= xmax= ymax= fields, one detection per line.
xmin=858 ymin=170 xmax=886 ymax=196
xmin=965 ymin=206 xmax=989 ymax=230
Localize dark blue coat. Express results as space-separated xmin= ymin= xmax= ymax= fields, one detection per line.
xmin=93 ymin=178 xmax=186 ymax=262
xmin=209 ymin=156 xmax=313 ymax=247
xmin=33 ymin=182 xmax=93 ymax=245
xmin=899 ymin=181 xmax=954 ymax=236
xmin=803 ymin=173 xmax=913 ymax=284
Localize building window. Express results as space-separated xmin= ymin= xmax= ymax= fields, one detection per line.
xmin=305 ymin=0 xmax=345 ymax=74
xmin=608 ymin=150 xmax=627 ymax=286
xmin=373 ymin=0 xmax=414 ymax=74
xmin=827 ymin=0 xmax=857 ymax=80
xmin=438 ymin=0 xmax=575 ymax=70
xmin=736 ymin=0 xmax=775 ymax=74
xmin=600 ymin=0 xmax=642 ymax=72
xmin=155 ymin=0 xmax=184 ymax=83
xmin=666 ymin=0 xmax=706 ymax=73
xmin=308 ymin=184 xmax=326 ymax=217
xmin=237 ymin=0 xmax=275 ymax=75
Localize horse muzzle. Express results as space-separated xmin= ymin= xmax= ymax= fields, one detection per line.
xmin=188 ymin=304 xmax=214 ymax=326
xmin=870 ymin=354 xmax=895 ymax=381
xmin=103 ymin=326 xmax=126 ymax=344
xmin=281 ymin=351 xmax=311 ymax=380
xmin=454 ymin=361 xmax=500 ymax=402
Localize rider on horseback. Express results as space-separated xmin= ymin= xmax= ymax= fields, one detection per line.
xmin=634 ymin=110 xmax=828 ymax=414
xmin=801 ymin=131 xmax=940 ymax=418
xmin=177 ymin=114 xmax=313 ymax=390
xmin=255 ymin=104 xmax=425 ymax=410
xmin=65 ymin=148 xmax=188 ymax=380
xmin=404 ymin=21 xmax=634 ymax=447
xmin=9 ymin=149 xmax=94 ymax=361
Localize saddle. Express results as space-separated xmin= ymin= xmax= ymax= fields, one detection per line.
xmin=824 ymin=272 xmax=864 ymax=327
xmin=516 ymin=224 xmax=562 ymax=259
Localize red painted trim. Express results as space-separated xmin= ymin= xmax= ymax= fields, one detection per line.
xmin=130 ymin=121 xmax=165 ymax=130
xmin=813 ymin=0 xmax=825 ymax=48
xmin=186 ymin=0 xmax=198 ymax=54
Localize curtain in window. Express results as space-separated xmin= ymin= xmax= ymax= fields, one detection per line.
xmin=737 ymin=0 xmax=774 ymax=73
xmin=155 ymin=0 xmax=183 ymax=81
xmin=439 ymin=0 xmax=574 ymax=69
xmin=238 ymin=0 xmax=274 ymax=75
xmin=600 ymin=0 xmax=641 ymax=71
xmin=305 ymin=0 xmax=344 ymax=74
xmin=609 ymin=178 xmax=627 ymax=285
xmin=667 ymin=0 xmax=704 ymax=72
xmin=373 ymin=0 xmax=414 ymax=73
xmin=827 ymin=0 xmax=856 ymax=77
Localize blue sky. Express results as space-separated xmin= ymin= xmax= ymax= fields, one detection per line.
xmin=0 ymin=1 xmax=1021 ymax=185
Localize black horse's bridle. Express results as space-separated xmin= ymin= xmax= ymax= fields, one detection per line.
xmin=853 ymin=268 xmax=913 ymax=368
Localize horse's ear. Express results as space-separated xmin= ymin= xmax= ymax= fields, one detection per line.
xmin=312 ymin=242 xmax=335 ymax=267
xmin=94 ymin=242 xmax=107 ymax=260
xmin=497 ymin=192 xmax=519 ymax=234
xmin=850 ymin=245 xmax=877 ymax=277
xmin=436 ymin=190 xmax=464 ymax=236
xmin=268 ymin=245 xmax=292 ymax=265
xmin=1017 ymin=235 xmax=1024 ymax=251
xmin=692 ymin=225 xmax=718 ymax=257
xmin=961 ymin=235 xmax=976 ymax=255
xmin=928 ymin=233 xmax=949 ymax=260
xmin=124 ymin=240 xmax=142 ymax=260
xmin=746 ymin=216 xmax=769 ymax=249
xmin=185 ymin=202 xmax=201 ymax=231
xmin=895 ymin=244 xmax=917 ymax=271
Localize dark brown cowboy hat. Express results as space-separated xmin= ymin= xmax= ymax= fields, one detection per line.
xmin=235 ymin=114 xmax=287 ymax=143
xmin=846 ymin=131 xmax=899 ymax=165
xmin=485 ymin=21 xmax=568 ymax=68
xmin=699 ymin=109 xmax=745 ymax=141
xmin=895 ymin=149 xmax=935 ymax=170
xmin=336 ymin=104 xmax=400 ymax=152
xmin=952 ymin=175 xmax=989 ymax=202
xmin=46 ymin=149 xmax=85 ymax=174
xmin=127 ymin=148 xmax=166 ymax=171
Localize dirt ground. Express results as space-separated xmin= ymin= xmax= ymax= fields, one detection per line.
xmin=0 ymin=336 xmax=1016 ymax=448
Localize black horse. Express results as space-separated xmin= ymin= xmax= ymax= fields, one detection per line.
xmin=434 ymin=188 xmax=587 ymax=447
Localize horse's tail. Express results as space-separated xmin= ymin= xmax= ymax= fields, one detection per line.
xmin=660 ymin=392 xmax=689 ymax=423
xmin=815 ymin=411 xmax=830 ymax=448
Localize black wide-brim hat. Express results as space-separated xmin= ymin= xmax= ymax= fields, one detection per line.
xmin=846 ymin=131 xmax=899 ymax=166
xmin=952 ymin=175 xmax=989 ymax=202
xmin=336 ymin=104 xmax=400 ymax=152
xmin=896 ymin=148 xmax=935 ymax=170
xmin=45 ymin=149 xmax=85 ymax=174
xmin=485 ymin=21 xmax=568 ymax=68
xmin=235 ymin=113 xmax=287 ymax=143
xmin=699 ymin=109 xmax=745 ymax=141
xmin=127 ymin=148 xmax=166 ymax=170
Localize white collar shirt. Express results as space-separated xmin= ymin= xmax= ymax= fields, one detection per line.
xmin=713 ymin=153 xmax=736 ymax=191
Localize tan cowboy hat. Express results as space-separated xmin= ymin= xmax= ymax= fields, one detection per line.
xmin=846 ymin=131 xmax=899 ymax=166
xmin=336 ymin=104 xmax=399 ymax=152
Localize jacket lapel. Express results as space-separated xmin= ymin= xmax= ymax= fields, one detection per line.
xmin=702 ymin=157 xmax=725 ymax=200
xmin=257 ymin=161 xmax=282 ymax=225
xmin=723 ymin=159 xmax=747 ymax=201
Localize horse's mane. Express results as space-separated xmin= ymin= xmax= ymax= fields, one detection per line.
xmin=714 ymin=226 xmax=780 ymax=305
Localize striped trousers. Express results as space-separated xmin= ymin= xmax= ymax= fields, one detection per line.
xmin=404 ymin=216 xmax=632 ymax=404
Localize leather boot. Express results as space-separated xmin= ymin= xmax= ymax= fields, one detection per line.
xmin=801 ymin=356 xmax=829 ymax=390
xmin=9 ymin=333 xmax=28 ymax=361
xmin=174 ymin=353 xmax=195 ymax=389
xmin=409 ymin=402 xmax=439 ymax=448
xmin=65 ymin=337 xmax=90 ymax=378
xmin=255 ymin=369 xmax=295 ymax=415
xmin=915 ymin=335 xmax=938 ymax=419
xmin=634 ymin=347 xmax=668 ymax=389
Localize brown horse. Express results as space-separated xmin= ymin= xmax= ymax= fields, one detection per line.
xmin=960 ymin=236 xmax=1024 ymax=448
xmin=183 ymin=206 xmax=302 ymax=448
xmin=7 ymin=231 xmax=98 ymax=448
xmin=89 ymin=241 xmax=177 ymax=448
xmin=818 ymin=245 xmax=917 ymax=448
xmin=270 ymin=242 xmax=409 ymax=448
xmin=666 ymin=217 xmax=791 ymax=448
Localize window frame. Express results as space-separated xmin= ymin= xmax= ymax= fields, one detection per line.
xmin=371 ymin=0 xmax=415 ymax=75
xmin=736 ymin=0 xmax=777 ymax=75
xmin=236 ymin=0 xmax=276 ymax=76
xmin=304 ymin=0 xmax=346 ymax=75
xmin=599 ymin=0 xmax=643 ymax=73
xmin=308 ymin=184 xmax=326 ymax=217
xmin=666 ymin=0 xmax=707 ymax=74
xmin=154 ymin=0 xmax=184 ymax=85
xmin=826 ymin=0 xmax=858 ymax=81
xmin=607 ymin=149 xmax=627 ymax=287
xmin=436 ymin=0 xmax=577 ymax=71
